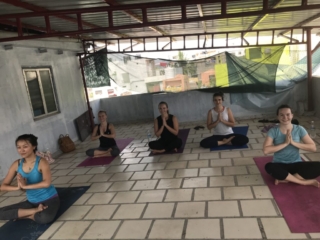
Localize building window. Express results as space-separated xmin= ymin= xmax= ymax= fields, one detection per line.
xmin=22 ymin=68 xmax=59 ymax=118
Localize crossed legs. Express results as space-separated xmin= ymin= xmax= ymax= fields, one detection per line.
xmin=200 ymin=134 xmax=249 ymax=148
xmin=0 ymin=197 xmax=60 ymax=224
xmin=265 ymin=162 xmax=320 ymax=188
xmin=86 ymin=146 xmax=120 ymax=158
xmin=149 ymin=138 xmax=183 ymax=154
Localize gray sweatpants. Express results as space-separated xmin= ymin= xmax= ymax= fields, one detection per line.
xmin=0 ymin=196 xmax=60 ymax=224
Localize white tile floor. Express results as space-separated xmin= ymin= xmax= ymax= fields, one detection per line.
xmin=1 ymin=116 xmax=320 ymax=239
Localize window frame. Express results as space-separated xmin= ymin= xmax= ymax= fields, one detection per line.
xmin=22 ymin=67 xmax=59 ymax=120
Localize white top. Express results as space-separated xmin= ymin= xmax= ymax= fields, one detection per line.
xmin=211 ymin=107 xmax=234 ymax=135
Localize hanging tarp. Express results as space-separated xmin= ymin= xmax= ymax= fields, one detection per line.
xmin=82 ymin=45 xmax=320 ymax=98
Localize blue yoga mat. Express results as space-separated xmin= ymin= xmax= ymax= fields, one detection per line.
xmin=210 ymin=126 xmax=249 ymax=151
xmin=0 ymin=186 xmax=89 ymax=240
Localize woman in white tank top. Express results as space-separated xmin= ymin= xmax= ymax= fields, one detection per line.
xmin=200 ymin=92 xmax=249 ymax=148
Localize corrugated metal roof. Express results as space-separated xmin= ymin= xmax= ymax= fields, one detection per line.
xmin=23 ymin=0 xmax=108 ymax=10
xmin=0 ymin=3 xmax=31 ymax=15
xmin=0 ymin=0 xmax=319 ymax=42
xmin=227 ymin=0 xmax=264 ymax=14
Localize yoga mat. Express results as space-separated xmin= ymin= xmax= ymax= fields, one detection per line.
xmin=77 ymin=138 xmax=134 ymax=167
xmin=149 ymin=128 xmax=190 ymax=156
xmin=0 ymin=186 xmax=89 ymax=240
xmin=254 ymin=156 xmax=320 ymax=233
xmin=210 ymin=126 xmax=249 ymax=151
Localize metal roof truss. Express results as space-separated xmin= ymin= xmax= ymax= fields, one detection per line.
xmin=0 ymin=0 xmax=320 ymax=42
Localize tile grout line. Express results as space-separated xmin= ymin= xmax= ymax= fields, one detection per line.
xmin=110 ymin=219 xmax=124 ymax=240
xmin=48 ymin=220 xmax=66 ymax=240
xmin=139 ymin=202 xmax=149 ymax=219
xmin=145 ymin=219 xmax=155 ymax=239
xmin=237 ymin=199 xmax=244 ymax=217
xmin=134 ymin=190 xmax=143 ymax=203
xmin=77 ymin=221 xmax=94 ymax=240
xmin=257 ymin=217 xmax=267 ymax=239
xmin=181 ymin=219 xmax=187 ymax=239
xmin=163 ymin=189 xmax=169 ymax=203
xmin=270 ymin=198 xmax=282 ymax=217
xmin=220 ymin=218 xmax=225 ymax=239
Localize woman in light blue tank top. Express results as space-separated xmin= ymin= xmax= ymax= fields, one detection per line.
xmin=0 ymin=134 xmax=60 ymax=224
xmin=263 ymin=105 xmax=320 ymax=188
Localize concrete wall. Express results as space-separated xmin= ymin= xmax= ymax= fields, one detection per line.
xmin=312 ymin=77 xmax=320 ymax=118
xmin=152 ymin=91 xmax=211 ymax=122
xmin=152 ymin=91 xmax=275 ymax=122
xmin=0 ymin=42 xmax=86 ymax=179
xmin=152 ymin=81 xmax=307 ymax=122
xmin=99 ymin=94 xmax=154 ymax=123
xmin=98 ymin=85 xmax=306 ymax=126
xmin=90 ymin=99 xmax=101 ymax=125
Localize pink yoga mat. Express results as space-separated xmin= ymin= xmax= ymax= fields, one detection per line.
xmin=254 ymin=156 xmax=320 ymax=233
xmin=77 ymin=138 xmax=134 ymax=167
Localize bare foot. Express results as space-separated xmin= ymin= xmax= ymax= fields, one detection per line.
xmin=297 ymin=178 xmax=320 ymax=188
xmin=222 ymin=136 xmax=235 ymax=145
xmin=37 ymin=204 xmax=48 ymax=212
xmin=106 ymin=148 xmax=112 ymax=153
xmin=93 ymin=151 xmax=112 ymax=158
xmin=310 ymin=180 xmax=320 ymax=188
xmin=275 ymin=179 xmax=289 ymax=185
xmin=151 ymin=149 xmax=166 ymax=154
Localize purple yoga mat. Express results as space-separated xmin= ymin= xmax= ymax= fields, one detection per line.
xmin=254 ymin=156 xmax=320 ymax=233
xmin=149 ymin=128 xmax=190 ymax=156
xmin=77 ymin=138 xmax=134 ymax=167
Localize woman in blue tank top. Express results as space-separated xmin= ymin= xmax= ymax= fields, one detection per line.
xmin=0 ymin=134 xmax=60 ymax=224
xmin=263 ymin=104 xmax=320 ymax=187
xmin=86 ymin=110 xmax=120 ymax=158
xmin=149 ymin=101 xmax=182 ymax=154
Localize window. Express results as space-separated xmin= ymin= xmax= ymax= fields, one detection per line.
xmin=23 ymin=68 xmax=59 ymax=118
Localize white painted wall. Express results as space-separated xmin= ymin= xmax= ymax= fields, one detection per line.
xmin=0 ymin=41 xmax=86 ymax=179
xmin=90 ymin=99 xmax=101 ymax=124
xmin=312 ymin=77 xmax=320 ymax=119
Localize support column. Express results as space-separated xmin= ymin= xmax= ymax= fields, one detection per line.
xmin=79 ymin=56 xmax=95 ymax=131
xmin=306 ymin=28 xmax=314 ymax=111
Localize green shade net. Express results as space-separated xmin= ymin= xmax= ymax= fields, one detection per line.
xmin=81 ymin=45 xmax=299 ymax=94
xmin=83 ymin=49 xmax=110 ymax=88
xmin=229 ymin=46 xmax=320 ymax=111
xmin=276 ymin=46 xmax=320 ymax=90
xmin=226 ymin=46 xmax=284 ymax=92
